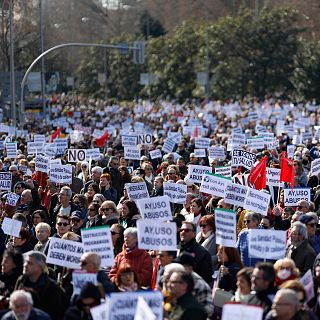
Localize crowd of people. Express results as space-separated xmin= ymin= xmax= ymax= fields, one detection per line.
xmin=0 ymin=95 xmax=319 ymax=319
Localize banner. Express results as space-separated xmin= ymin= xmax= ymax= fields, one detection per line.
xmin=187 ymin=165 xmax=212 ymax=184
xmin=72 ymin=271 xmax=97 ymax=295
xmin=81 ymin=226 xmax=114 ymax=267
xmin=243 ymin=187 xmax=270 ymax=216
xmin=46 ymin=237 xmax=84 ymax=269
xmin=284 ymin=188 xmax=311 ymax=206
xmin=215 ymin=208 xmax=237 ymax=247
xmin=126 ymin=182 xmax=149 ymax=202
xmin=199 ymin=173 xmax=231 ymax=197
xmin=232 ymin=149 xmax=256 ymax=169
xmin=137 ymin=220 xmax=177 ymax=251
xmin=248 ymin=229 xmax=286 ymax=260
xmin=137 ymin=196 xmax=172 ymax=221
xmin=215 ymin=166 xmax=231 ymax=178
xmin=0 ymin=172 xmax=11 ymax=191
xmin=163 ymin=182 xmax=187 ymax=204
xmin=49 ymin=164 xmax=72 ymax=184
xmin=124 ymin=146 xmax=141 ymax=160
xmin=224 ymin=183 xmax=248 ymax=207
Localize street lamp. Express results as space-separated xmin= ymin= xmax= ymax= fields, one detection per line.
xmin=39 ymin=0 xmax=46 ymax=122
xmin=9 ymin=0 xmax=16 ymax=126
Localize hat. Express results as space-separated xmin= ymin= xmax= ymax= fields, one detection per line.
xmin=9 ymin=165 xmax=18 ymax=171
xmin=174 ymin=252 xmax=195 ymax=268
xmin=71 ymin=210 xmax=86 ymax=220
xmin=299 ymin=214 xmax=315 ymax=225
xmin=14 ymin=181 xmax=29 ymax=190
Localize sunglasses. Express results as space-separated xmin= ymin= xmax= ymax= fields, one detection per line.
xmin=180 ymin=228 xmax=193 ymax=233
xmin=57 ymin=222 xmax=69 ymax=227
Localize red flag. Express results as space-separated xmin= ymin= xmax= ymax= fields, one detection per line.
xmin=50 ymin=127 xmax=61 ymax=143
xmin=96 ymin=131 xmax=109 ymax=147
xmin=248 ymin=156 xmax=267 ymax=190
xmin=280 ymin=152 xmax=295 ymax=188
xmin=194 ymin=126 xmax=198 ymax=138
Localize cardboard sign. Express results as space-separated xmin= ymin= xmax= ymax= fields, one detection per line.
xmin=134 ymin=296 xmax=156 ymax=320
xmin=222 ymin=303 xmax=263 ymax=320
xmin=284 ymin=188 xmax=311 ymax=206
xmin=81 ymin=226 xmax=114 ymax=267
xmin=311 ymin=158 xmax=320 ymax=177
xmin=243 ymin=187 xmax=271 ymax=216
xmin=224 ymin=183 xmax=248 ymax=207
xmin=287 ymin=145 xmax=294 ymax=159
xmin=230 ymin=133 xmax=246 ymax=147
xmin=85 ymin=148 xmax=100 ymax=161
xmin=91 ymin=302 xmax=109 ymax=320
xmin=195 ymin=137 xmax=210 ymax=149
xmin=108 ymin=291 xmax=163 ymax=320
xmin=149 ymin=149 xmax=162 ymax=159
xmin=5 ymin=192 xmax=20 ymax=206
xmin=199 ymin=173 xmax=231 ymax=197
xmin=46 ymin=237 xmax=84 ymax=269
xmin=266 ymin=168 xmax=283 ymax=187
xmin=5 ymin=142 xmax=17 ymax=159
xmin=124 ymin=146 xmax=141 ymax=160
xmin=0 ymin=172 xmax=12 ymax=191
xmin=35 ymin=155 xmax=49 ymax=173
xmin=53 ymin=138 xmax=69 ymax=155
xmin=300 ymin=270 xmax=315 ymax=302
xmin=68 ymin=149 xmax=86 ymax=163
xmin=138 ymin=134 xmax=153 ymax=145
xmin=215 ymin=166 xmax=231 ymax=178
xmin=246 ymin=136 xmax=265 ymax=150
xmin=126 ymin=182 xmax=149 ymax=202
xmin=49 ymin=164 xmax=72 ymax=184
xmin=33 ymin=134 xmax=46 ymax=143
xmin=137 ymin=220 xmax=177 ymax=251
xmin=122 ymin=135 xmax=138 ymax=147
xmin=194 ymin=149 xmax=206 ymax=158
xmin=162 ymin=138 xmax=176 ymax=154
xmin=72 ymin=271 xmax=97 ymax=295
xmin=187 ymin=165 xmax=212 ymax=184
xmin=137 ymin=196 xmax=172 ymax=221
xmin=208 ymin=146 xmax=225 ymax=160
xmin=45 ymin=144 xmax=57 ymax=158
xmin=248 ymin=229 xmax=286 ymax=260
xmin=1 ymin=217 xmax=22 ymax=237
xmin=168 ymin=132 xmax=182 ymax=144
xmin=163 ymin=182 xmax=187 ymax=204
xmin=232 ymin=149 xmax=256 ymax=169
xmin=215 ymin=208 xmax=237 ymax=247
xmin=27 ymin=142 xmax=45 ymax=155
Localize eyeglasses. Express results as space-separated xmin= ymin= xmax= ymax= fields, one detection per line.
xmin=244 ymin=220 xmax=251 ymax=224
xmin=307 ymin=223 xmax=316 ymax=228
xmin=57 ymin=222 xmax=69 ymax=227
xmin=101 ymin=207 xmax=113 ymax=212
xmin=200 ymin=224 xmax=207 ymax=228
xmin=180 ymin=228 xmax=193 ymax=233
xmin=110 ymin=231 xmax=119 ymax=235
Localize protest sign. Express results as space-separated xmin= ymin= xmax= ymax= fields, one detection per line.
xmin=138 ymin=133 xmax=153 ymax=145
xmin=224 ymin=183 xmax=248 ymax=207
xmin=266 ymin=168 xmax=283 ymax=187
xmin=134 ymin=296 xmax=156 ymax=320
xmin=92 ymin=129 xmax=105 ymax=139
xmin=35 ymin=155 xmax=49 ymax=173
xmin=91 ymin=302 xmax=109 ymax=320
xmin=137 ymin=220 xmax=177 ymax=251
xmin=246 ymin=136 xmax=265 ymax=150
xmin=5 ymin=142 xmax=17 ymax=159
xmin=163 ymin=182 xmax=187 ymax=204
xmin=187 ymin=165 xmax=212 ymax=184
xmin=45 ymin=144 xmax=57 ymax=158
xmin=300 ymin=270 xmax=315 ymax=302
xmin=72 ymin=271 xmax=97 ymax=295
xmin=215 ymin=166 xmax=231 ymax=178
xmin=27 ymin=142 xmax=45 ymax=155
xmin=215 ymin=208 xmax=237 ymax=247
xmin=124 ymin=146 xmax=141 ymax=160
xmin=68 ymin=149 xmax=86 ymax=162
xmin=287 ymin=144 xmax=294 ymax=159
xmin=230 ymin=133 xmax=246 ymax=148
xmin=108 ymin=291 xmax=163 ymax=320
xmin=122 ymin=135 xmax=138 ymax=147
xmin=18 ymin=165 xmax=28 ymax=174
xmin=126 ymin=182 xmax=149 ymax=202
xmin=195 ymin=137 xmax=210 ymax=149
xmin=208 ymin=146 xmax=225 ymax=160
xmin=231 ymin=149 xmax=256 ymax=169
xmin=53 ymin=138 xmax=69 ymax=155
xmin=311 ymin=158 xmax=320 ymax=177
xmin=85 ymin=148 xmax=100 ymax=161
xmin=194 ymin=149 xmax=206 ymax=158
xmin=292 ymin=135 xmax=302 ymax=145
xmin=199 ymin=172 xmax=231 ymax=197
xmin=222 ymin=303 xmax=263 ymax=320
xmin=149 ymin=149 xmax=162 ymax=159
xmin=5 ymin=192 xmax=20 ymax=207
xmin=168 ymin=132 xmax=182 ymax=144
xmin=81 ymin=226 xmax=114 ymax=267
xmin=243 ymin=187 xmax=271 ymax=216
xmin=162 ymin=138 xmax=176 ymax=154
xmin=284 ymin=188 xmax=311 ymax=206
xmin=46 ymin=237 xmax=84 ymax=269
xmin=137 ymin=195 xmax=172 ymax=221
xmin=248 ymin=229 xmax=286 ymax=260
xmin=1 ymin=217 xmax=22 ymax=237
xmin=49 ymin=164 xmax=72 ymax=184
xmin=0 ymin=172 xmax=11 ymax=191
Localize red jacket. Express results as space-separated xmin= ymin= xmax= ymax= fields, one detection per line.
xmin=109 ymin=246 xmax=153 ymax=287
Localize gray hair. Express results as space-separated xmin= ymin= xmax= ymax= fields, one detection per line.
xmin=291 ymin=221 xmax=308 ymax=239
xmin=163 ymin=263 xmax=185 ymax=282
xmin=9 ymin=290 xmax=33 ymax=308
xmin=61 ymin=186 xmax=72 ymax=198
xmin=91 ymin=166 xmax=103 ymax=174
xmin=275 ymin=288 xmax=299 ymax=308
xmin=24 ymin=251 xmax=46 ymax=270
xmin=124 ymin=227 xmax=138 ymax=239
xmin=306 ymin=212 xmax=318 ymax=224
xmin=35 ymin=222 xmax=51 ymax=234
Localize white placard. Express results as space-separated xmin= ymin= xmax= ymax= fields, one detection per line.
xmin=53 ymin=138 xmax=69 ymax=155
xmin=194 ymin=149 xmax=206 ymax=158
xmin=138 ymin=134 xmax=153 ymax=145
xmin=287 ymin=145 xmax=294 ymax=159
xmin=232 ymin=149 xmax=256 ymax=169
xmin=266 ymin=168 xmax=283 ymax=187
xmin=134 ymin=296 xmax=156 ymax=320
xmin=149 ymin=149 xmax=162 ymax=159
xmin=137 ymin=196 xmax=172 ymax=221
xmin=46 ymin=237 xmax=84 ymax=269
xmin=224 ymin=183 xmax=248 ymax=207
xmin=35 ymin=155 xmax=49 ymax=173
xmin=49 ymin=164 xmax=72 ymax=184
xmin=162 ymin=138 xmax=176 ymax=154
xmin=85 ymin=148 xmax=101 ymax=161
xmin=27 ymin=142 xmax=45 ymax=155
xmin=137 ymin=220 xmax=177 ymax=251
xmin=187 ymin=165 xmax=212 ymax=184
xmin=5 ymin=192 xmax=20 ymax=206
xmin=222 ymin=303 xmax=263 ymax=320
xmin=72 ymin=271 xmax=97 ymax=295
xmin=45 ymin=144 xmax=57 ymax=158
xmin=300 ymin=270 xmax=315 ymax=302
xmin=215 ymin=166 xmax=231 ymax=178
xmin=68 ymin=149 xmax=86 ymax=163
xmin=126 ymin=182 xmax=149 ymax=202
xmin=284 ymin=188 xmax=311 ymax=206
xmin=81 ymin=226 xmax=114 ymax=267
xmin=124 ymin=146 xmax=141 ymax=160
xmin=208 ymin=146 xmax=225 ymax=160
xmin=163 ymin=182 xmax=187 ymax=204
xmin=195 ymin=137 xmax=210 ymax=149
xmin=230 ymin=133 xmax=246 ymax=147
xmin=246 ymin=136 xmax=265 ymax=150
xmin=199 ymin=173 xmax=231 ymax=197
xmin=0 ymin=172 xmax=12 ymax=191
xmin=248 ymin=229 xmax=286 ymax=259
xmin=311 ymin=158 xmax=320 ymax=177
xmin=1 ymin=217 xmax=22 ymax=237
xmin=215 ymin=208 xmax=237 ymax=247
xmin=33 ymin=134 xmax=46 ymax=143
xmin=5 ymin=142 xmax=17 ymax=159
xmin=167 ymin=132 xmax=182 ymax=144
xmin=122 ymin=135 xmax=138 ymax=147
xmin=91 ymin=302 xmax=109 ymax=320
xmin=243 ymin=187 xmax=271 ymax=216
xmin=108 ymin=291 xmax=163 ymax=320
